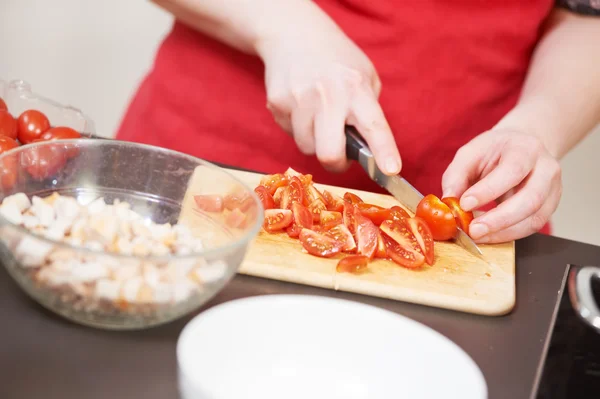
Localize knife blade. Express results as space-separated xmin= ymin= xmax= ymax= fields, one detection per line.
xmin=344 ymin=125 xmax=484 ymax=259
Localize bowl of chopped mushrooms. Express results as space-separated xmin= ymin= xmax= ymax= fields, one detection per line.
xmin=0 ymin=138 xmax=264 ymax=329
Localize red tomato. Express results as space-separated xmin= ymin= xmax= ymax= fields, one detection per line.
xmin=272 ymin=186 xmax=285 ymax=207
xmin=441 ymin=197 xmax=474 ymax=235
xmin=280 ymin=177 xmax=304 ymax=210
xmin=390 ymin=206 xmax=410 ymax=220
xmin=355 ymin=213 xmax=378 ymax=259
xmin=17 ymin=110 xmax=51 ymax=144
xmin=322 ymin=190 xmax=345 ymax=212
xmin=263 ymin=209 xmax=293 ymax=232
xmin=381 ymin=233 xmax=425 ymax=269
xmin=39 ymin=126 xmax=81 ymax=141
xmin=415 ymin=194 xmax=457 ymax=241
xmin=284 ymin=167 xmax=312 ymax=186
xmin=304 ymin=183 xmax=326 ymax=206
xmin=0 ymin=111 xmax=18 ymax=140
xmin=0 ymin=136 xmax=19 ymax=154
xmin=343 ymin=202 xmax=358 ymax=234
xmin=0 ymin=98 xmax=6 ymax=111
xmin=22 ymin=143 xmax=68 ymax=181
xmin=406 ymin=217 xmax=435 ymax=265
xmin=343 ymin=192 xmax=363 ymax=204
xmin=380 ymin=219 xmax=422 ymax=255
xmin=0 ymin=155 xmax=18 ymax=191
xmin=194 ymin=194 xmax=224 ymax=213
xmin=259 ymin=173 xmax=288 ymax=195
xmin=320 ymin=210 xmax=343 ymax=229
xmin=224 ymin=190 xmax=253 ymax=212
xmin=375 ymin=230 xmax=388 ymax=259
xmin=356 ymin=203 xmax=393 ymax=226
xmin=336 ymin=255 xmax=369 ymax=274
xmin=307 ymin=199 xmax=326 ymax=222
xmin=286 ymin=202 xmax=313 ymax=238
xmin=325 ymin=224 xmax=356 ymax=252
xmin=226 ymin=208 xmax=247 ymax=229
xmin=299 ymin=228 xmax=342 ymax=258
xmin=286 ymin=223 xmax=302 ymax=238
xmin=254 ymin=186 xmax=275 ymax=210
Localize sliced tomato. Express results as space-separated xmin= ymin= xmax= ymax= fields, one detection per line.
xmin=226 ymin=208 xmax=247 ymax=229
xmin=343 ymin=192 xmax=363 ymax=204
xmin=307 ymin=199 xmax=327 ymax=223
xmin=254 ymin=186 xmax=275 ymax=210
xmin=325 ymin=224 xmax=356 ymax=252
xmin=415 ymin=194 xmax=457 ymax=241
xmin=193 ymin=194 xmax=224 ymax=213
xmin=322 ymin=190 xmax=345 ymax=212
xmin=336 ymin=255 xmax=369 ymax=274
xmin=299 ymin=228 xmax=342 ymax=258
xmin=280 ymin=177 xmax=304 ymax=209
xmin=224 ymin=189 xmax=254 ymax=212
xmin=380 ymin=219 xmax=422 ymax=255
xmin=375 ymin=230 xmax=388 ymax=259
xmin=263 ymin=209 xmax=293 ymax=232
xmin=356 ymin=203 xmax=393 ymax=226
xmin=286 ymin=223 xmax=302 ymax=238
xmin=390 ymin=206 xmax=410 ymax=220
xmin=343 ymin=202 xmax=358 ymax=234
xmin=355 ymin=214 xmax=378 ymax=259
xmin=259 ymin=173 xmax=289 ymax=195
xmin=320 ymin=210 xmax=343 ymax=229
xmin=381 ymin=233 xmax=425 ymax=269
xmin=284 ymin=167 xmax=312 ymax=186
xmin=304 ymin=183 xmax=326 ymax=206
xmin=272 ymin=186 xmax=285 ymax=207
xmin=406 ymin=217 xmax=435 ymax=265
xmin=287 ymin=202 xmax=313 ymax=237
xmin=442 ymin=197 xmax=474 ymax=235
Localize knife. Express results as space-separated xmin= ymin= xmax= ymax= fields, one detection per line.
xmin=344 ymin=125 xmax=484 ymax=259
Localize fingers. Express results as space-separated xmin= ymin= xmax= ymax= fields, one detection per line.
xmin=290 ymin=102 xmax=316 ymax=155
xmin=348 ymin=89 xmax=401 ymax=175
xmin=441 ymin=144 xmax=485 ymax=198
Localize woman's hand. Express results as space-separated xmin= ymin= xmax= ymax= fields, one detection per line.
xmin=255 ymin=13 xmax=401 ymax=175
xmin=441 ymin=129 xmax=562 ymax=243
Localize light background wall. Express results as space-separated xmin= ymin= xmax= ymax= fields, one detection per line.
xmin=1 ymin=0 xmax=598 ymax=245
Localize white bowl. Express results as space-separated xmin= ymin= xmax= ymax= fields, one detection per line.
xmin=177 ymin=295 xmax=487 ymax=399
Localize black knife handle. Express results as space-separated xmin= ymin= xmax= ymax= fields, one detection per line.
xmin=345 ymin=125 xmax=371 ymax=162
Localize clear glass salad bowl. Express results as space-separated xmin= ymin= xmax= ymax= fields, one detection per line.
xmin=0 ymin=139 xmax=263 ymax=330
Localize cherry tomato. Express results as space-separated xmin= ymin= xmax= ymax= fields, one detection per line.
xmin=22 ymin=143 xmax=68 ymax=181
xmin=325 ymin=224 xmax=356 ymax=252
xmin=441 ymin=197 xmax=474 ymax=235
xmin=0 ymin=136 xmax=19 ymax=154
xmin=320 ymin=210 xmax=343 ymax=229
xmin=17 ymin=110 xmax=51 ymax=144
xmin=343 ymin=192 xmax=363 ymax=204
xmin=415 ymin=194 xmax=457 ymax=241
xmin=284 ymin=167 xmax=313 ymax=187
xmin=322 ymin=190 xmax=345 ymax=212
xmin=304 ymin=183 xmax=326 ymax=206
xmin=380 ymin=219 xmax=422 ymax=255
xmin=259 ymin=173 xmax=288 ymax=195
xmin=343 ymin=202 xmax=358 ymax=235
xmin=299 ymin=228 xmax=342 ymax=258
xmin=254 ymin=186 xmax=275 ymax=210
xmin=307 ymin=199 xmax=326 ymax=222
xmin=375 ymin=230 xmax=388 ymax=259
xmin=355 ymin=213 xmax=378 ymax=259
xmin=406 ymin=217 xmax=435 ymax=265
xmin=272 ymin=186 xmax=285 ymax=207
xmin=0 ymin=111 xmax=18 ymax=140
xmin=287 ymin=202 xmax=313 ymax=238
xmin=280 ymin=177 xmax=304 ymax=210
xmin=224 ymin=190 xmax=253 ymax=212
xmin=0 ymin=98 xmax=7 ymax=111
xmin=0 ymin=155 xmax=18 ymax=191
xmin=390 ymin=206 xmax=410 ymax=220
xmin=193 ymin=194 xmax=224 ymax=213
xmin=263 ymin=209 xmax=293 ymax=232
xmin=226 ymin=208 xmax=247 ymax=229
xmin=336 ymin=255 xmax=369 ymax=274
xmin=356 ymin=203 xmax=393 ymax=226
xmin=381 ymin=233 xmax=425 ymax=269
xmin=39 ymin=126 xmax=81 ymax=141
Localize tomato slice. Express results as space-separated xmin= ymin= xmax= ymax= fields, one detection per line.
xmin=375 ymin=230 xmax=388 ymax=259
xmin=254 ymin=186 xmax=275 ymax=210
xmin=272 ymin=186 xmax=285 ymax=207
xmin=224 ymin=190 xmax=254 ymax=212
xmin=381 ymin=233 xmax=425 ymax=269
xmin=286 ymin=202 xmax=313 ymax=237
xmin=343 ymin=202 xmax=358 ymax=234
xmin=380 ymin=219 xmax=422 ymax=254
xmin=390 ymin=206 xmax=410 ymax=220
xmin=320 ymin=210 xmax=343 ymax=229
xmin=356 ymin=203 xmax=393 ymax=226
xmin=263 ymin=209 xmax=293 ymax=232
xmin=286 ymin=223 xmax=302 ymax=238
xmin=415 ymin=194 xmax=457 ymax=241
xmin=406 ymin=217 xmax=435 ymax=265
xmin=441 ymin=197 xmax=474 ymax=235
xmin=325 ymin=224 xmax=356 ymax=252
xmin=299 ymin=228 xmax=342 ymax=258
xmin=343 ymin=192 xmax=364 ymax=204
xmin=226 ymin=208 xmax=247 ymax=229
xmin=259 ymin=173 xmax=289 ymax=195
xmin=0 ymin=111 xmax=18 ymax=140
xmin=336 ymin=255 xmax=369 ymax=274
xmin=193 ymin=194 xmax=224 ymax=213
xmin=284 ymin=167 xmax=312 ymax=186
xmin=307 ymin=199 xmax=327 ymax=222
xmin=280 ymin=177 xmax=304 ymax=209
xmin=322 ymin=190 xmax=345 ymax=212
xmin=304 ymin=183 xmax=326 ymax=206
xmin=355 ymin=213 xmax=378 ymax=259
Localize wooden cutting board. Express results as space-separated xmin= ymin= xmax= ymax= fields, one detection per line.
xmin=180 ymin=167 xmax=516 ymax=316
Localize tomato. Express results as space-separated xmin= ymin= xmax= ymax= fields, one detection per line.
xmin=442 ymin=197 xmax=474 ymax=235
xmin=254 ymin=186 xmax=275 ymax=210
xmin=284 ymin=167 xmax=312 ymax=186
xmin=406 ymin=217 xmax=435 ymax=265
xmin=320 ymin=210 xmax=343 ymax=229
xmin=343 ymin=202 xmax=358 ymax=234
xmin=336 ymin=255 xmax=369 ymax=274
xmin=272 ymin=186 xmax=285 ymax=207
xmin=280 ymin=177 xmax=304 ymax=209
xmin=0 ymin=98 xmax=6 ymax=111
xmin=299 ymin=228 xmax=342 ymax=258
xmin=304 ymin=183 xmax=326 ymax=206
xmin=226 ymin=208 xmax=247 ymax=229
xmin=17 ymin=110 xmax=51 ymax=144
xmin=0 ymin=111 xmax=18 ymax=140
xmin=356 ymin=203 xmax=393 ymax=226
xmin=287 ymin=202 xmax=313 ymax=238
xmin=390 ymin=206 xmax=410 ymax=220
xmin=325 ymin=224 xmax=356 ymax=252
xmin=343 ymin=192 xmax=363 ymax=204
xmin=286 ymin=223 xmax=302 ymax=238
xmin=0 ymin=136 xmax=19 ymax=154
xmin=0 ymin=155 xmax=18 ymax=191
xmin=39 ymin=126 xmax=81 ymax=141
xmin=375 ymin=230 xmax=388 ymax=259
xmin=380 ymin=219 xmax=421 ymax=254
xmin=322 ymin=190 xmax=345 ymax=212
xmin=22 ymin=143 xmax=68 ymax=181
xmin=415 ymin=194 xmax=457 ymax=241
xmin=381 ymin=233 xmax=425 ymax=269
xmin=259 ymin=173 xmax=288 ymax=195
xmin=263 ymin=209 xmax=293 ymax=232
xmin=224 ymin=190 xmax=254 ymax=212
xmin=355 ymin=213 xmax=378 ymax=259
xmin=193 ymin=194 xmax=224 ymax=213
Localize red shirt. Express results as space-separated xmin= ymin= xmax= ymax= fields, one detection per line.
xmin=116 ymin=0 xmax=554 ymax=233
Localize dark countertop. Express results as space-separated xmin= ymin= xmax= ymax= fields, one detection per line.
xmin=0 ymin=233 xmax=599 ymax=399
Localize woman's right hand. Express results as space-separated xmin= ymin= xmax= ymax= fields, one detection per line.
xmin=254 ymin=4 xmax=402 ymax=175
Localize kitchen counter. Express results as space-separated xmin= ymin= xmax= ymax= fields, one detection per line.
xmin=0 ymin=232 xmax=598 ymax=399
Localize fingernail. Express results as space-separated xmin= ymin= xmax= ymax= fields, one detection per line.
xmin=469 ymin=223 xmax=489 ymax=239
xmin=460 ymin=196 xmax=478 ymax=211
xmin=385 ymin=158 xmax=400 ymax=174
xmin=477 ymin=236 xmax=490 ymax=244
xmin=442 ymin=186 xmax=455 ymax=198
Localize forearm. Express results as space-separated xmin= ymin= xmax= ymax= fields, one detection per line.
xmin=151 ymin=0 xmax=338 ymax=56
xmin=494 ymin=8 xmax=600 ymax=159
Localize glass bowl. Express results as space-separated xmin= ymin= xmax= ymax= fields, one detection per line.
xmin=0 ymin=139 xmax=263 ymax=330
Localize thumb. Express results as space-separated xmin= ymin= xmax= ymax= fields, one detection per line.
xmin=441 ymin=143 xmax=483 ymax=198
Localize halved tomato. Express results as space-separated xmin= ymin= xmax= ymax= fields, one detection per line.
xmin=336 ymin=255 xmax=369 ymax=274
xmin=390 ymin=206 xmax=410 ymax=220
xmin=284 ymin=167 xmax=312 ymax=186
xmin=356 ymin=203 xmax=393 ymax=226
xmin=307 ymin=199 xmax=327 ymax=222
xmin=263 ymin=209 xmax=293 ymax=232
xmin=355 ymin=213 xmax=378 ymax=259
xmin=224 ymin=190 xmax=254 ymax=212
xmin=406 ymin=217 xmax=435 ymax=265
xmin=442 ymin=197 xmax=474 ymax=235
xmin=259 ymin=173 xmax=289 ymax=195
xmin=320 ymin=210 xmax=343 ymax=229
xmin=273 ymin=186 xmax=285 ymax=207
xmin=322 ymin=190 xmax=345 ymax=212
xmin=226 ymin=208 xmax=247 ymax=229
xmin=287 ymin=202 xmax=313 ymax=238
xmin=325 ymin=224 xmax=356 ymax=252
xmin=194 ymin=194 xmax=224 ymax=213
xmin=304 ymin=183 xmax=326 ymax=206
xmin=299 ymin=228 xmax=342 ymax=258
xmin=375 ymin=230 xmax=388 ymax=259
xmin=343 ymin=202 xmax=358 ymax=234
xmin=254 ymin=186 xmax=275 ymax=210
xmin=286 ymin=223 xmax=302 ymax=238
xmin=415 ymin=194 xmax=457 ymax=241
xmin=280 ymin=177 xmax=304 ymax=209
xmin=380 ymin=219 xmax=422 ymax=255
xmin=343 ymin=192 xmax=363 ymax=204
xmin=381 ymin=233 xmax=425 ymax=269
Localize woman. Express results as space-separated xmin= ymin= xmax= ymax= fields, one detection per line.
xmin=116 ymin=0 xmax=600 ymax=243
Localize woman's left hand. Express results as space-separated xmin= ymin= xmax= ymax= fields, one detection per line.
xmin=441 ymin=128 xmax=563 ymax=243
